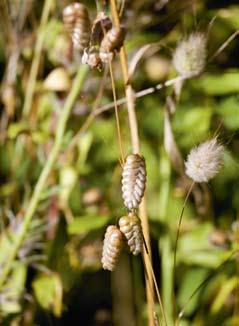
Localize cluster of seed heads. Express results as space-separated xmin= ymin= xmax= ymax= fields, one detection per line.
xmin=122 ymin=154 xmax=147 ymax=210
xmin=101 ymin=212 xmax=143 ymax=271
xmin=63 ymin=3 xmax=126 ymax=69
xmin=101 ymin=154 xmax=146 ymax=271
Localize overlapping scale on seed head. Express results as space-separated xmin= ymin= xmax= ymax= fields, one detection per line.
xmin=63 ymin=2 xmax=91 ymax=52
xmin=119 ymin=213 xmax=143 ymax=255
xmin=101 ymin=225 xmax=123 ymax=271
xmin=122 ymin=154 xmax=146 ymax=210
xmin=99 ymin=26 xmax=126 ymax=63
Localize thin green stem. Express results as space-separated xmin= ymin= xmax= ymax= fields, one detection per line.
xmin=0 ymin=65 xmax=89 ymax=288
xmin=158 ymin=148 xmax=173 ymax=325
xmin=22 ymin=0 xmax=53 ymax=118
xmin=173 ymin=180 xmax=195 ymax=321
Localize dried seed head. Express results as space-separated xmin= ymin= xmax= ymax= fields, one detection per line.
xmin=173 ymin=33 xmax=207 ymax=77
xmin=91 ymin=12 xmax=112 ymax=45
xmin=122 ymin=154 xmax=146 ymax=210
xmin=101 ymin=225 xmax=123 ymax=271
xmin=185 ymin=138 xmax=224 ymax=183
xmin=99 ymin=26 xmax=126 ymax=63
xmin=63 ymin=3 xmax=91 ymax=52
xmin=82 ymin=47 xmax=102 ymax=69
xmin=119 ymin=213 xmax=143 ymax=255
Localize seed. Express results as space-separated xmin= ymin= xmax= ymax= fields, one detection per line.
xmin=185 ymin=138 xmax=224 ymax=183
xmin=99 ymin=26 xmax=126 ymax=63
xmin=91 ymin=12 xmax=112 ymax=46
xmin=82 ymin=47 xmax=102 ymax=69
xmin=122 ymin=154 xmax=146 ymax=210
xmin=63 ymin=3 xmax=91 ymax=52
xmin=119 ymin=213 xmax=143 ymax=255
xmin=101 ymin=225 xmax=123 ymax=271
xmin=173 ymin=33 xmax=207 ymax=77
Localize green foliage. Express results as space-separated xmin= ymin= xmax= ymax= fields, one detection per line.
xmin=0 ymin=0 xmax=238 ymax=325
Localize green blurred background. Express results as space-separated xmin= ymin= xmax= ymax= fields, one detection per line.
xmin=0 ymin=0 xmax=239 ymax=325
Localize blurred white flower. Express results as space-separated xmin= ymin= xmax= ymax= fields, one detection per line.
xmin=173 ymin=33 xmax=207 ymax=77
xmin=185 ymin=138 xmax=224 ymax=183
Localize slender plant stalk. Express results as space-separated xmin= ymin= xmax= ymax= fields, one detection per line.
xmin=22 ymin=0 xmax=53 ymax=118
xmin=158 ymin=148 xmax=173 ymax=325
xmin=173 ymin=181 xmax=195 ymax=321
xmin=0 ymin=65 xmax=89 ymax=288
xmin=108 ymin=61 xmax=125 ymax=164
xmin=109 ymin=1 xmax=156 ymax=324
xmin=67 ymin=66 xmax=109 ymax=152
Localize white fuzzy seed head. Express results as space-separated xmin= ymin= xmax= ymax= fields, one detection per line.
xmin=185 ymin=138 xmax=224 ymax=183
xmin=173 ymin=33 xmax=207 ymax=77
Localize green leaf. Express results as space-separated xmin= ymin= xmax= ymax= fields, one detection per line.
xmin=0 ymin=262 xmax=27 ymax=315
xmin=7 ymin=122 xmax=30 ymax=139
xmin=33 ymin=273 xmax=63 ymax=317
xmin=178 ymin=268 xmax=208 ymax=316
xmin=194 ymin=70 xmax=239 ymax=95
xmin=67 ymin=215 xmax=110 ymax=235
xmin=211 ymin=276 xmax=238 ymax=313
xmin=178 ymin=223 xmax=232 ymax=267
xmin=218 ymin=6 xmax=239 ymax=29
xmin=173 ymin=106 xmax=212 ymax=148
xmin=216 ymin=96 xmax=239 ymax=130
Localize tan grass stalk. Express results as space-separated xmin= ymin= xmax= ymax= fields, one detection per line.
xmin=109 ymin=1 xmax=158 ymax=324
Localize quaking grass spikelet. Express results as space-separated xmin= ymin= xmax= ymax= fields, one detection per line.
xmin=122 ymin=154 xmax=146 ymax=210
xmin=90 ymin=12 xmax=112 ymax=45
xmin=63 ymin=3 xmax=91 ymax=52
xmin=118 ymin=212 xmax=143 ymax=255
xmin=101 ymin=225 xmax=123 ymax=271
xmin=185 ymin=138 xmax=224 ymax=183
xmin=99 ymin=26 xmax=126 ymax=63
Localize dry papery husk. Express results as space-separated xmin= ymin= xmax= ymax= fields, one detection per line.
xmin=44 ymin=67 xmax=71 ymax=92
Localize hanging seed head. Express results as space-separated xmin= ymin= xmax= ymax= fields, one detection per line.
xmin=63 ymin=3 xmax=91 ymax=52
xmin=82 ymin=47 xmax=102 ymax=69
xmin=101 ymin=225 xmax=123 ymax=271
xmin=99 ymin=26 xmax=126 ymax=63
xmin=119 ymin=213 xmax=143 ymax=255
xmin=173 ymin=33 xmax=207 ymax=77
xmin=185 ymin=138 xmax=224 ymax=183
xmin=91 ymin=12 xmax=112 ymax=46
xmin=122 ymin=154 xmax=146 ymax=210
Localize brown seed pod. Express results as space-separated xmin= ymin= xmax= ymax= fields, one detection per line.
xmin=101 ymin=225 xmax=123 ymax=271
xmin=63 ymin=3 xmax=91 ymax=52
xmin=119 ymin=213 xmax=143 ymax=255
xmin=91 ymin=12 xmax=112 ymax=45
xmin=82 ymin=47 xmax=102 ymax=69
xmin=99 ymin=26 xmax=126 ymax=63
xmin=122 ymin=154 xmax=146 ymax=210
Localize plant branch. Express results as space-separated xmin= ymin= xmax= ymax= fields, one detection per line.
xmin=95 ymin=75 xmax=187 ymax=115
xmin=0 ymin=65 xmax=89 ymax=288
xmin=110 ymin=1 xmax=156 ymax=324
